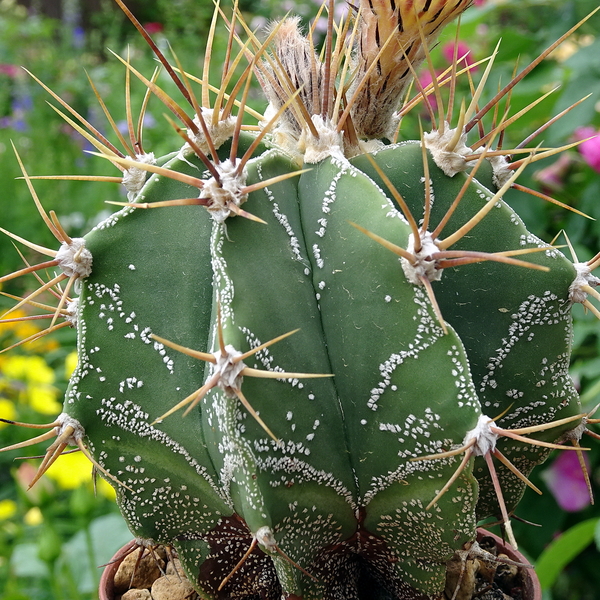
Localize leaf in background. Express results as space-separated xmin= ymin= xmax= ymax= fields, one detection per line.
xmin=10 ymin=542 xmax=51 ymax=579
xmin=536 ymin=517 xmax=599 ymax=589
xmin=594 ymin=519 xmax=600 ymax=551
xmin=56 ymin=512 xmax=132 ymax=595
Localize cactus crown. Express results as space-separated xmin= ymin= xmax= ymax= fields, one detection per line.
xmin=2 ymin=1 xmax=600 ymax=599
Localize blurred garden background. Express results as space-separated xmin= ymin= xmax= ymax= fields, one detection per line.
xmin=1 ymin=0 xmax=600 ymax=598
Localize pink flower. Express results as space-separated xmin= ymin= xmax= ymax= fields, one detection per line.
xmin=143 ymin=22 xmax=163 ymax=35
xmin=574 ymin=126 xmax=600 ymax=173
xmin=0 ymin=64 xmax=20 ymax=78
xmin=533 ymin=153 xmax=572 ymax=191
xmin=417 ymin=69 xmax=442 ymax=114
xmin=442 ymin=41 xmax=477 ymax=71
xmin=541 ymin=451 xmax=591 ymax=512
xmin=473 ymin=0 xmax=487 ymax=5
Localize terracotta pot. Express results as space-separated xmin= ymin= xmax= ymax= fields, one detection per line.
xmin=99 ymin=539 xmax=138 ymax=600
xmin=99 ymin=530 xmax=541 ymax=600
xmin=476 ymin=529 xmax=542 ymax=600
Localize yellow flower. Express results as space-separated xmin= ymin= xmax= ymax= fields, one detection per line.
xmin=45 ymin=451 xmax=94 ymax=489
xmin=65 ymin=351 xmax=78 ymax=378
xmin=28 ymin=384 xmax=62 ymax=415
xmin=24 ymin=507 xmax=43 ymax=526
xmin=0 ymin=309 xmax=39 ymax=339
xmin=0 ymin=499 xmax=17 ymax=521
xmin=26 ymin=356 xmax=56 ymax=385
xmin=2 ymin=355 xmax=55 ymax=386
xmin=98 ymin=478 xmax=117 ymax=500
xmin=0 ymin=308 xmax=61 ymax=353
xmin=0 ymin=398 xmax=17 ymax=428
xmin=1 ymin=355 xmax=61 ymax=413
xmin=44 ymin=451 xmax=116 ymax=499
xmin=28 ymin=336 xmax=60 ymax=354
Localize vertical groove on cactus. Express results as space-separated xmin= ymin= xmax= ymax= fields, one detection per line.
xmin=2 ymin=2 xmax=600 ymax=599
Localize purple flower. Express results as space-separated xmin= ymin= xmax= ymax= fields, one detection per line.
xmin=116 ymin=113 xmax=156 ymax=136
xmin=574 ymin=126 xmax=600 ymax=173
xmin=541 ymin=451 xmax=591 ymax=512
xmin=72 ymin=25 xmax=86 ymax=50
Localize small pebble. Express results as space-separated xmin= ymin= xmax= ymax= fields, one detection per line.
xmin=151 ymin=574 xmax=196 ymax=600
xmin=120 ymin=589 xmax=152 ymax=600
xmin=114 ymin=547 xmax=165 ymax=593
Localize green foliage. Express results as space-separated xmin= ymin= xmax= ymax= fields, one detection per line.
xmin=535 ymin=517 xmax=600 ymax=590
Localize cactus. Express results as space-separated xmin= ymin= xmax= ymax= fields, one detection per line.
xmin=2 ymin=1 xmax=600 ymax=599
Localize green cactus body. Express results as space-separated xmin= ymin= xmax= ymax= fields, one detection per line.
xmin=297 ymin=154 xmax=480 ymax=595
xmin=352 ymin=142 xmax=583 ymax=517
xmin=66 ymin=153 xmax=231 ymax=543
xmin=200 ymin=149 xmax=359 ymax=597
xmin=62 ymin=138 xmax=482 ymax=598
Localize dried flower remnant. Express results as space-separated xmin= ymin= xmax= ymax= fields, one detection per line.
xmin=350 ymin=0 xmax=472 ymax=139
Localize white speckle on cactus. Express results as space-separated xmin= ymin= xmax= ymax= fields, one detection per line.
xmin=86 ymin=282 xmax=175 ymax=374
xmin=96 ymin=396 xmax=224 ymax=498
xmin=255 ymin=450 xmax=354 ymax=507
xmin=368 ymin=289 xmax=449 ymax=412
xmin=312 ymin=244 xmax=324 ymax=269
xmin=319 ymin=165 xmax=345 ymax=219
xmin=257 ymin=156 xmax=307 ymax=268
xmin=315 ymin=224 xmax=326 ymax=238
xmin=479 ymin=289 xmax=576 ymax=428
xmin=118 ymin=377 xmax=144 ymax=393
xmin=128 ymin=264 xmax=136 ymax=270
